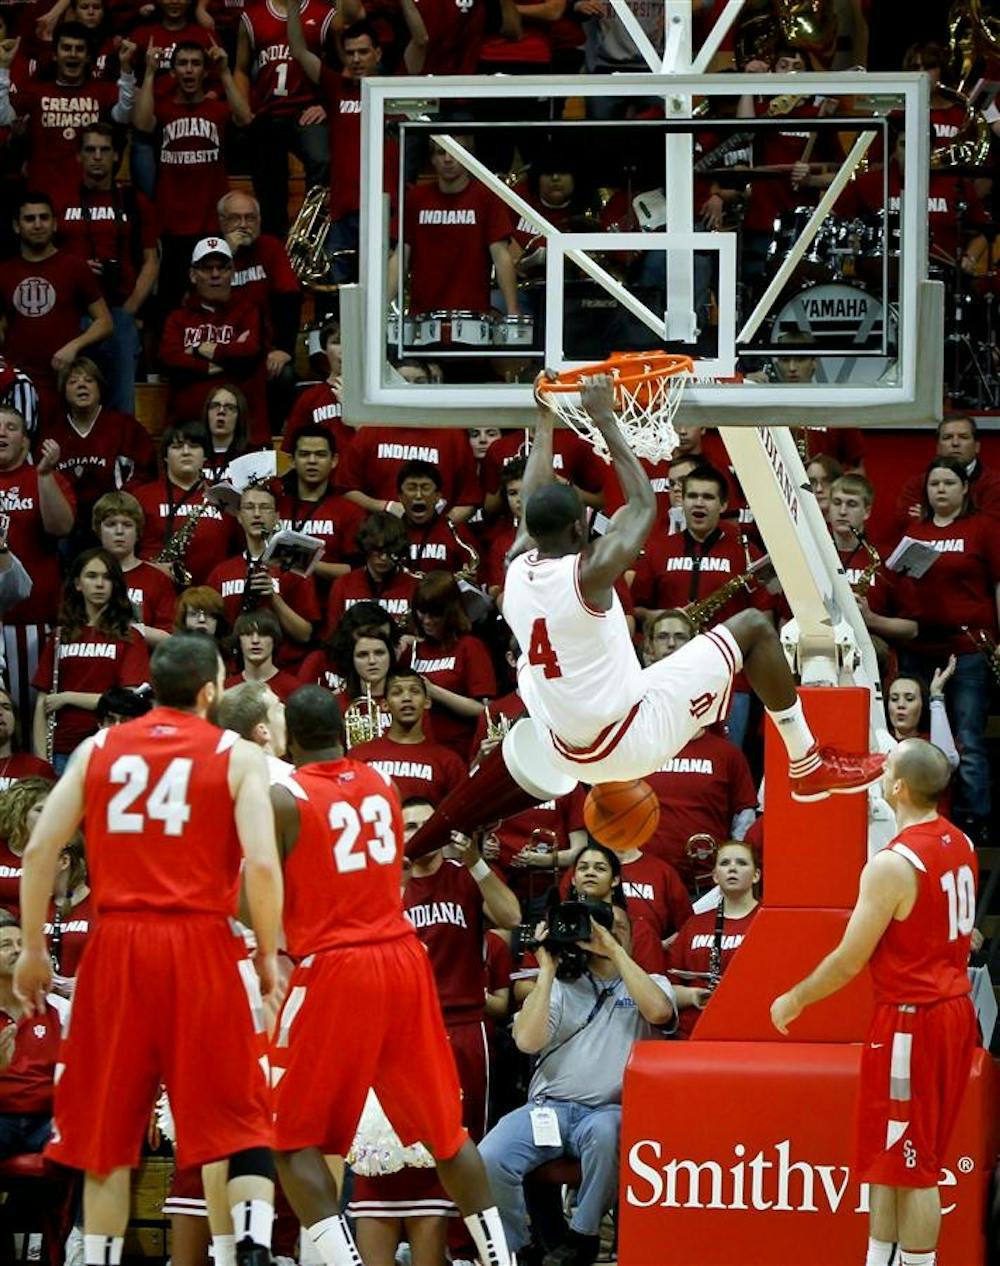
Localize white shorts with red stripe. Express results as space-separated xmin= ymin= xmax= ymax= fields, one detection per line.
xmin=539 ymin=627 xmax=740 ymax=783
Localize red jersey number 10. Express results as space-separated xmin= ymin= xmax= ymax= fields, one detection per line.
xmin=940 ymin=865 xmax=976 ymax=941
xmin=528 ymin=618 xmax=562 ymax=679
xmin=329 ymin=794 xmax=397 ymax=873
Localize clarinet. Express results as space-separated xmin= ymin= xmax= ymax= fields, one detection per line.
xmin=708 ymin=900 xmax=726 ymax=987
xmin=45 ymin=628 xmax=61 ymax=764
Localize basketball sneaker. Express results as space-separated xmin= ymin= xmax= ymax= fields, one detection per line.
xmin=789 ymin=744 xmax=886 ymax=803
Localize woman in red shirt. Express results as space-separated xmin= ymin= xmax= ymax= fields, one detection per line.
xmin=32 ymin=548 xmax=150 ymax=773
xmin=893 ymin=457 xmax=1000 ymax=843
xmin=333 ymin=624 xmax=396 ymax=747
xmin=0 ymin=777 xmax=54 ymax=916
xmin=404 ymin=572 xmax=496 ymax=761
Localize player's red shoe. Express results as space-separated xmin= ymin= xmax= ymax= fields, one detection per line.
xmin=789 ymin=745 xmax=886 ymax=803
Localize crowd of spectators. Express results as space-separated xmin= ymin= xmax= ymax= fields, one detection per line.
xmin=0 ymin=0 xmax=997 ymax=1263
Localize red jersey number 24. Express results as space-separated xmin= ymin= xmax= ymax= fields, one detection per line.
xmin=329 ymin=794 xmax=397 ymax=873
xmin=528 ymin=618 xmax=563 ymax=679
xmin=107 ymin=756 xmax=193 ymax=836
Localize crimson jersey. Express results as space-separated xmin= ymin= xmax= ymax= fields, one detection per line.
xmin=82 ymin=708 xmax=244 ymax=916
xmin=153 ymin=97 xmax=234 ymax=237
xmin=123 ymin=561 xmax=178 ymax=632
xmin=350 ymin=733 xmax=466 ymax=806
xmin=404 ymin=857 xmax=486 ymax=1022
xmin=134 ymin=478 xmax=241 ymax=587
xmin=0 ymin=997 xmax=67 ymax=1113
xmin=338 ymin=426 xmax=480 ymax=508
xmin=871 ymin=817 xmax=977 ymax=1006
xmin=404 ymin=634 xmax=496 ymax=759
xmin=33 ymin=627 xmax=150 ymax=755
xmin=0 ymin=252 xmax=104 ymax=390
xmin=13 ymin=79 xmax=121 ymax=202
xmin=241 ymin=0 xmax=334 ymax=116
xmin=892 ymin=513 xmax=1000 ymax=657
xmin=404 ymin=181 xmax=514 ymax=313
xmin=279 ymin=383 xmax=354 ymax=456
xmin=0 ymin=465 xmax=76 ymax=624
xmin=281 ymin=758 xmax=411 ymax=957
xmin=45 ymin=409 xmax=158 ymax=515
xmin=642 ymin=731 xmax=758 ymax=887
xmin=665 ymin=905 xmax=758 ymax=1036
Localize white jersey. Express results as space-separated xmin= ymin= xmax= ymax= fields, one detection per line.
xmin=503 ymin=550 xmax=645 ymax=747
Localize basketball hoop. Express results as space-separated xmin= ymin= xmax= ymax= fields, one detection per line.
xmin=535 ymin=351 xmax=694 ymax=464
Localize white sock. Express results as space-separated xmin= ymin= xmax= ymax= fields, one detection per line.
xmin=299 ymin=1227 xmax=324 ymax=1266
xmin=464 ymin=1206 xmax=513 ymax=1266
xmin=865 ymin=1238 xmax=895 ymax=1266
xmin=84 ymin=1235 xmax=123 ymax=1266
xmin=767 ymin=698 xmax=819 ymax=766
xmin=307 ymin=1216 xmax=362 ymax=1266
xmin=899 ymin=1252 xmax=935 ymax=1266
xmin=230 ymin=1198 xmax=273 ymax=1248
xmin=211 ymin=1235 xmax=237 ymax=1266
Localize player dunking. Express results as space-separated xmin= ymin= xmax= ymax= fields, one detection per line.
xmin=14 ymin=633 xmax=282 ymax=1266
xmin=502 ymin=375 xmax=885 ymax=801
xmin=269 ymin=686 xmax=514 ymax=1266
xmin=771 ymin=739 xmax=979 ymax=1266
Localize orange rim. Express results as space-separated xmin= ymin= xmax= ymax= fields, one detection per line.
xmin=535 ymin=351 xmax=695 ymax=396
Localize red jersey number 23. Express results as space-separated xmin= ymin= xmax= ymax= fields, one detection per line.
xmin=528 ymin=618 xmax=562 ymax=679
xmin=329 ymin=794 xmax=397 ymax=873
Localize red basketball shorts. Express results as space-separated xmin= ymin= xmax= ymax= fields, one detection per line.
xmin=271 ymin=933 xmax=467 ymax=1160
xmin=163 ymin=1165 xmax=207 ymax=1218
xmin=445 ymin=1017 xmax=489 ymax=1143
xmin=853 ymin=995 xmax=978 ymax=1187
xmin=349 ymin=1168 xmax=455 ymax=1219
xmin=48 ymin=914 xmax=273 ymax=1174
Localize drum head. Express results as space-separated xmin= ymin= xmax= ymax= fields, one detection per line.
xmin=771 ymin=283 xmax=897 ymax=385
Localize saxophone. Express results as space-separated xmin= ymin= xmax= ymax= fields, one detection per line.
xmin=154 ymin=496 xmax=213 ymax=588
xmin=344 ymin=683 xmax=388 ymax=750
xmin=849 ymin=528 xmax=881 ymax=596
xmin=682 ymin=541 xmax=774 ymax=634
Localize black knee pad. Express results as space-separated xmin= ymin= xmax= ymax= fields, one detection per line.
xmin=229 ymin=1147 xmax=276 ymax=1182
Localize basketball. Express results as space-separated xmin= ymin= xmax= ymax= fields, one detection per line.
xmin=583 ymin=780 xmax=660 ymax=852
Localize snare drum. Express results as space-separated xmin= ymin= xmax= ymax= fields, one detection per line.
xmin=416 ymin=310 xmax=494 ymax=347
xmin=766 ymin=208 xmax=843 ymax=284
xmin=493 ymin=314 xmax=535 ymax=347
xmin=772 ymin=282 xmax=897 ymax=385
xmin=386 ymin=312 xmax=417 ymax=346
xmin=854 ymin=210 xmax=901 ymax=286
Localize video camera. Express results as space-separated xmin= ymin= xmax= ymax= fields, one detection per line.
xmin=519 ymin=894 xmax=616 ymax=981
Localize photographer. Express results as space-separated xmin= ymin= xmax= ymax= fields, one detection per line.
xmin=479 ymin=902 xmax=675 ymax=1266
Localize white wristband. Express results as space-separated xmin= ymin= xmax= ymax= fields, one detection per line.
xmin=470 ymin=859 xmax=490 ymax=883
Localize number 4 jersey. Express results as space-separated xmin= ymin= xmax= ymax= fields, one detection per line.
xmin=503 ymin=550 xmax=645 ymax=748
xmin=281 ymin=759 xmax=412 ymax=957
xmin=869 ymin=817 xmax=978 ymax=1006
xmin=84 ymin=709 xmax=244 ymax=917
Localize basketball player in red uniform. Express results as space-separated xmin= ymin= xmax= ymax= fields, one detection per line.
xmin=772 ymin=739 xmax=978 ymax=1266
xmin=268 ymin=685 xmax=515 ymax=1266
xmin=13 ymin=632 xmax=282 ymax=1266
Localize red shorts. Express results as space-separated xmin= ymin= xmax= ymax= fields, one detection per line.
xmin=445 ymin=1017 xmax=489 ymax=1143
xmin=163 ymin=1165 xmax=207 ymax=1218
xmin=48 ymin=915 xmax=273 ymax=1174
xmin=853 ymin=995 xmax=977 ymax=1188
xmin=348 ymin=1168 xmax=454 ymax=1219
xmin=271 ymin=934 xmax=467 ymax=1160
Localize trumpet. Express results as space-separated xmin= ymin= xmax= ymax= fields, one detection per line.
xmin=344 ymin=683 xmax=388 ymax=750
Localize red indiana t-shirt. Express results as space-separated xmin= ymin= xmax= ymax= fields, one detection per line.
xmin=404 ymin=634 xmax=497 ymax=760
xmin=403 ymin=180 xmax=515 ymax=313
xmin=277 ymin=488 xmax=365 ymax=571
xmin=224 ymin=668 xmax=301 ymax=699
xmin=324 ymin=566 xmax=417 ymax=635
xmin=665 ymin=904 xmax=759 ymax=1036
xmin=0 ymin=752 xmax=55 ymax=793
xmin=892 ymin=513 xmax=1000 ymax=657
xmin=642 ymin=730 xmax=759 ymax=887
xmin=490 ymin=785 xmax=585 ymax=906
xmin=480 ymin=429 xmax=605 ymax=499
xmin=205 ymin=552 xmax=322 ymax=663
xmin=871 ymin=817 xmax=977 ymax=1005
xmin=0 ymin=839 xmax=24 ymax=912
xmin=134 ymin=477 xmax=242 ymax=587
xmin=280 ymin=758 xmax=412 ymax=956
xmin=54 ymin=184 xmax=159 ymax=304
xmin=44 ymin=891 xmax=95 ymax=978
xmin=33 ymin=626 xmax=150 ymax=755
xmin=337 ymin=425 xmax=481 ymax=509
xmin=45 ymin=409 xmax=158 ymax=517
xmin=0 ymin=996 xmax=67 ymax=1113
xmin=153 ymin=97 xmax=234 ymax=238
xmin=404 ymin=857 xmax=487 ymax=1023
xmin=123 ymin=560 xmax=178 ymax=632
xmin=0 ymin=464 xmax=77 ymax=625
xmin=231 ymin=234 xmax=301 ymax=309
xmin=350 ymin=733 xmax=467 ymax=806
xmin=82 ymin=708 xmax=244 ymax=916
xmin=279 ymin=383 xmax=355 ymax=457
xmin=296 ymin=648 xmax=343 ymax=693
xmin=0 ymin=252 xmax=104 ymax=390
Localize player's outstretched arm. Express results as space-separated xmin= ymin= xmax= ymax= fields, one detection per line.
xmin=506 ymin=371 xmax=559 ymax=565
xmin=578 ymin=375 xmax=655 ymax=599
xmin=770 ymin=851 xmax=914 ymax=1034
xmin=14 ymin=740 xmax=93 ymax=1014
xmin=231 ymin=740 xmax=283 ymax=996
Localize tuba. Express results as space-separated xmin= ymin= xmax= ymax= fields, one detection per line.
xmin=930 ymin=84 xmax=993 ymax=169
xmin=287 ymin=186 xmax=341 ymax=291
xmin=735 ymin=0 xmax=836 ymax=67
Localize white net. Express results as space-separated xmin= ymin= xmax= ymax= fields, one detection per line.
xmin=539 ymin=356 xmax=692 ymax=465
